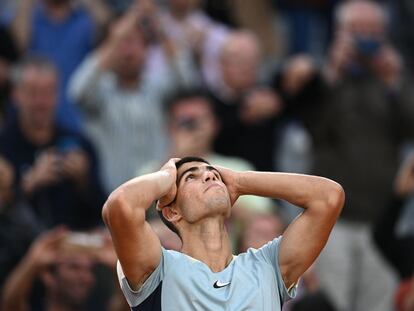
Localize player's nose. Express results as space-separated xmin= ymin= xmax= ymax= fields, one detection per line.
xmin=203 ymin=170 xmax=217 ymax=182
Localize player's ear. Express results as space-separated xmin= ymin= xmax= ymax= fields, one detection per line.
xmin=162 ymin=204 xmax=182 ymax=223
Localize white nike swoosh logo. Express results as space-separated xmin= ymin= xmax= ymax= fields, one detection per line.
xmin=213 ymin=280 xmax=231 ymax=288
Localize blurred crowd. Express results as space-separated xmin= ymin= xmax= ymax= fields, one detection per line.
xmin=0 ymin=0 xmax=413 ymax=310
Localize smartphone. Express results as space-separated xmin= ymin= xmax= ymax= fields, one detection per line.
xmin=61 ymin=232 xmax=104 ymax=255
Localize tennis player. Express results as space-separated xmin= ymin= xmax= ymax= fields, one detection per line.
xmin=103 ymin=156 xmax=344 ymax=310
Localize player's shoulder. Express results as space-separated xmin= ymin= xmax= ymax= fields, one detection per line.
xmin=160 ymin=248 xmax=190 ymax=267
xmin=237 ymin=237 xmax=283 ymax=263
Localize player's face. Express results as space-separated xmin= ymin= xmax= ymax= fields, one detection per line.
xmin=174 ymin=162 xmax=231 ymax=223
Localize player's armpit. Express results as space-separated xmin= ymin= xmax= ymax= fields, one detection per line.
xmin=278 ymin=184 xmax=344 ymax=289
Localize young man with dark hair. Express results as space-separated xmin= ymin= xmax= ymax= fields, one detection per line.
xmin=103 ymin=156 xmax=344 ymax=310
xmin=156 ymin=156 xmax=210 ymax=237
xmin=140 ymin=90 xmax=273 ymax=221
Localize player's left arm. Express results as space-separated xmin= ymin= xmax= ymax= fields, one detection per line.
xmin=218 ymin=168 xmax=345 ymax=290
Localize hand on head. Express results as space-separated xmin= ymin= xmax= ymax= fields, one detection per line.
xmin=156 ymin=158 xmax=241 ymax=211
xmin=157 ymin=158 xmax=180 ymax=210
xmin=211 ymin=165 xmax=240 ymax=206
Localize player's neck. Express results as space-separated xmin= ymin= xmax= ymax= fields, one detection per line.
xmin=180 ymin=218 xmax=233 ymax=273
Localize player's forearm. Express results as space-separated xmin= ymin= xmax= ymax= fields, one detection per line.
xmin=105 ymin=171 xmax=174 ymax=214
xmin=237 ymin=171 xmax=344 ymax=212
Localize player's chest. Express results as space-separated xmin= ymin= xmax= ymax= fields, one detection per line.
xmin=161 ymin=260 xmax=278 ymax=310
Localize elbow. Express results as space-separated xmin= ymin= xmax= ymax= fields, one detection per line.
xmin=102 ymin=189 xmax=146 ymax=229
xmin=325 ymin=182 xmax=345 ymax=216
xmin=102 ymin=190 xmax=128 ymax=227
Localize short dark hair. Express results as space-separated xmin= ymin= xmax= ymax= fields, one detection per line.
xmin=12 ymin=54 xmax=58 ymax=86
xmin=164 ymin=88 xmax=217 ymax=117
xmin=157 ymin=156 xmax=210 ymax=238
xmin=175 ymin=156 xmax=210 ymax=169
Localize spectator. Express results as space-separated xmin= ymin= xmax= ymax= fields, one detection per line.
xmin=211 ymin=30 xmax=283 ymax=171
xmin=1 ymin=227 xmax=123 ymax=311
xmin=0 ymin=56 xmax=105 ymax=230
xmin=69 ymin=1 xmax=197 ymax=193
xmin=10 ymin=0 xmax=97 ymax=130
xmin=277 ymin=1 xmax=414 ymax=310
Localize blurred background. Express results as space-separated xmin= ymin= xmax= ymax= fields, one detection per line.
xmin=0 ymin=0 xmax=413 ymax=310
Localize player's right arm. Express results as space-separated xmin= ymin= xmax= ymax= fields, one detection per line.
xmin=102 ymin=158 xmax=179 ymax=290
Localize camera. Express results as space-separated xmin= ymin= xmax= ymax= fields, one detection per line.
xmin=355 ymin=36 xmax=382 ymax=57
